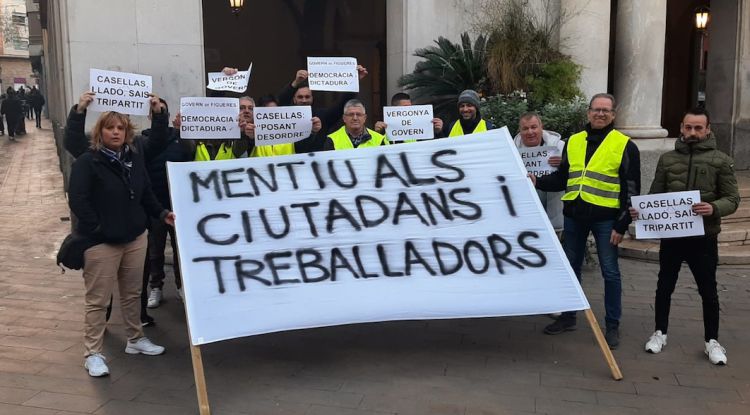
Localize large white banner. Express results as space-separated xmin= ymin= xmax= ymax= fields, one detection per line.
xmin=632 ymin=191 xmax=705 ymax=239
xmin=518 ymin=146 xmax=560 ymax=177
xmin=307 ymin=57 xmax=359 ymax=92
xmin=168 ymin=129 xmax=589 ymax=345
xmin=179 ymin=97 xmax=240 ymax=140
xmin=254 ymin=106 xmax=313 ymax=146
xmin=207 ymin=64 xmax=252 ymax=93
xmin=89 ymin=69 xmax=152 ymax=116
xmin=383 ymin=105 xmax=434 ymax=142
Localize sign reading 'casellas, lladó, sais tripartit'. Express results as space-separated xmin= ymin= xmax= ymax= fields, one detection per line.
xmin=167 ymin=128 xmax=589 ymax=345
xmin=89 ymin=68 xmax=152 ymax=116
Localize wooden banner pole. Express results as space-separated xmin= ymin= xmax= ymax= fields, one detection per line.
xmin=584 ymin=308 xmax=623 ymax=380
xmin=189 ymin=343 xmax=211 ymax=415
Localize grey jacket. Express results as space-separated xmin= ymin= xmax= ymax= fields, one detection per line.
xmin=514 ymin=130 xmax=565 ymax=230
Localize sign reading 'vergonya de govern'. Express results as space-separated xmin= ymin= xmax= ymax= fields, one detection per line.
xmin=207 ymin=64 xmax=253 ymax=93
xmin=632 ymin=191 xmax=705 ymax=239
xmin=253 ymin=106 xmax=313 ymax=146
xmin=89 ymin=69 xmax=152 ymax=116
xmin=167 ymin=129 xmax=589 ymax=345
xmin=383 ymin=105 xmax=434 ymax=142
xmin=307 ymin=57 xmax=358 ymax=92
xmin=518 ymin=146 xmax=560 ymax=177
xmin=179 ymin=97 xmax=240 ymax=140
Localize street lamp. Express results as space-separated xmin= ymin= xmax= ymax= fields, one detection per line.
xmin=695 ymin=7 xmax=709 ymax=30
xmin=229 ymin=0 xmax=245 ymax=16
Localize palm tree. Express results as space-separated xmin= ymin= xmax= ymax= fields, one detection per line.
xmin=398 ymin=32 xmax=488 ymax=119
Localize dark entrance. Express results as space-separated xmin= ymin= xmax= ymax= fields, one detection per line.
xmin=201 ymin=0 xmax=387 ymax=121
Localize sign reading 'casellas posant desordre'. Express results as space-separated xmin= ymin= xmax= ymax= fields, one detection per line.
xmin=253 ymin=106 xmax=313 ymax=146
xmin=632 ymin=191 xmax=705 ymax=239
xmin=518 ymin=146 xmax=560 ymax=177
xmin=207 ymin=64 xmax=253 ymax=93
xmin=383 ymin=105 xmax=434 ymax=142
xmin=307 ymin=57 xmax=358 ymax=92
xmin=179 ymin=97 xmax=240 ymax=140
xmin=89 ymin=69 xmax=152 ymax=116
xmin=167 ymin=128 xmax=589 ymax=345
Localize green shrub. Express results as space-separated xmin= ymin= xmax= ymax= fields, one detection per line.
xmin=480 ymin=92 xmax=528 ymax=136
xmin=526 ymin=59 xmax=583 ymax=109
xmin=481 ymin=93 xmax=586 ymax=138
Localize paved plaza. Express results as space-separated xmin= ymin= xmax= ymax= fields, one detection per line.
xmin=0 ymin=118 xmax=748 ymax=414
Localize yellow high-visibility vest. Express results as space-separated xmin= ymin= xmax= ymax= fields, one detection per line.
xmin=448 ymin=119 xmax=487 ymax=137
xmin=328 ymin=126 xmax=389 ymax=150
xmin=561 ymin=129 xmax=629 ymax=208
xmin=194 ymin=142 xmax=235 ymax=161
xmin=251 ymin=143 xmax=296 ymax=157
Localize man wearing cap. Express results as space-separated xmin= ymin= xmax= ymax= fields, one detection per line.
xmin=444 ymin=89 xmax=494 ymax=137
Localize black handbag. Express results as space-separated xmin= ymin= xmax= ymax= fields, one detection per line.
xmin=56 ymin=232 xmax=99 ymax=271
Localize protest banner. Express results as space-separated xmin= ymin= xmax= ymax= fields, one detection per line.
xmin=207 ymin=64 xmax=253 ymax=93
xmin=253 ymin=106 xmax=313 ymax=146
xmin=518 ymin=146 xmax=560 ymax=176
xmin=168 ymin=129 xmax=623 ymax=412
xmin=89 ymin=69 xmax=152 ymax=116
xmin=632 ymin=191 xmax=705 ymax=239
xmin=307 ymin=57 xmax=358 ymax=92
xmin=179 ymin=97 xmax=240 ymax=140
xmin=383 ymin=105 xmax=434 ymax=141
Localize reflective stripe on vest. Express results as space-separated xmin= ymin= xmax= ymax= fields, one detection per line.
xmin=328 ymin=126 xmax=390 ymax=150
xmin=449 ymin=119 xmax=487 ymax=137
xmin=561 ymin=129 xmax=629 ymax=208
xmin=251 ymin=143 xmax=296 ymax=158
xmin=194 ymin=142 xmax=235 ymax=161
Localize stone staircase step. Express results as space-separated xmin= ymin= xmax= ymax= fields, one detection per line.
xmin=619 ymin=238 xmax=750 ymax=265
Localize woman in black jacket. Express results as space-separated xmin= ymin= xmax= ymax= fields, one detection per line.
xmin=0 ymin=88 xmax=22 ymax=141
xmin=68 ymin=105 xmax=175 ymax=377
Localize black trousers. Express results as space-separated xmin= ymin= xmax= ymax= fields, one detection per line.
xmin=655 ymin=235 xmax=720 ymax=342
xmin=34 ymin=108 xmax=42 ymax=127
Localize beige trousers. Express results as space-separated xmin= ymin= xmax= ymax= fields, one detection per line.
xmin=82 ymin=231 xmax=147 ymax=357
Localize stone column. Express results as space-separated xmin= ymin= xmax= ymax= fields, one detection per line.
xmin=559 ymin=0 xmax=610 ymax=101
xmin=613 ymin=0 xmax=669 ymax=138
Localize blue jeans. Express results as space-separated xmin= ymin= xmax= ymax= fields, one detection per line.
xmin=560 ymin=217 xmax=622 ymax=327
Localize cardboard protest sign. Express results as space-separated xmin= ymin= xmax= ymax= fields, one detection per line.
xmin=179 ymin=97 xmax=240 ymax=140
xmin=89 ymin=69 xmax=152 ymax=116
xmin=253 ymin=106 xmax=313 ymax=146
xmin=167 ymin=128 xmax=589 ymax=345
xmin=207 ymin=64 xmax=253 ymax=93
xmin=518 ymin=146 xmax=560 ymax=176
xmin=632 ymin=191 xmax=705 ymax=239
xmin=383 ymin=105 xmax=434 ymax=141
xmin=307 ymin=57 xmax=359 ymax=92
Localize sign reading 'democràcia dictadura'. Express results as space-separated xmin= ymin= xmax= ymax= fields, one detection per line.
xmin=383 ymin=105 xmax=434 ymax=142
xmin=167 ymin=128 xmax=589 ymax=345
xmin=89 ymin=69 xmax=152 ymax=116
xmin=632 ymin=191 xmax=705 ymax=239
xmin=307 ymin=57 xmax=358 ymax=92
xmin=207 ymin=64 xmax=253 ymax=93
xmin=253 ymin=106 xmax=313 ymax=146
xmin=518 ymin=146 xmax=560 ymax=177
xmin=179 ymin=97 xmax=240 ymax=140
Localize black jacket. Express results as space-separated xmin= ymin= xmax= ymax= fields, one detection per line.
xmin=144 ymin=127 xmax=192 ymax=209
xmin=68 ymin=148 xmax=167 ymax=244
xmin=535 ymin=123 xmax=641 ymax=234
xmin=64 ymin=105 xmax=170 ymax=160
xmin=1 ymin=96 xmax=23 ymax=118
xmin=30 ymin=93 xmax=45 ymax=110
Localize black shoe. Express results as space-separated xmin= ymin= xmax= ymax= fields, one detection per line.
xmin=544 ymin=317 xmax=577 ymax=335
xmin=605 ymin=327 xmax=620 ymax=349
xmin=141 ymin=315 xmax=155 ymax=327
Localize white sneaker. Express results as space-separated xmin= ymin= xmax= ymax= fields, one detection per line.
xmin=705 ymin=339 xmax=727 ymax=365
xmin=84 ymin=353 xmax=110 ymax=377
xmin=125 ymin=337 xmax=165 ymax=356
xmin=147 ymin=288 xmax=162 ymax=308
xmin=645 ymin=330 xmax=668 ymax=354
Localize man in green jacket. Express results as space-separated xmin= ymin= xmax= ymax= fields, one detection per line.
xmin=630 ymin=107 xmax=740 ymax=365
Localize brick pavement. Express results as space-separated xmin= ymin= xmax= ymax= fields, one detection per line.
xmin=0 ymin=118 xmax=748 ymax=414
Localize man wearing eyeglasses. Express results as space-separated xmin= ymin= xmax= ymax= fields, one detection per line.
xmin=324 ymin=99 xmax=389 ymax=150
xmin=529 ymin=93 xmax=641 ymax=349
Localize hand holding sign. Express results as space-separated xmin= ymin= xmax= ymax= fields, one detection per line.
xmin=292 ymin=69 xmax=309 ymax=88
xmin=77 ymin=91 xmax=96 ymax=114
